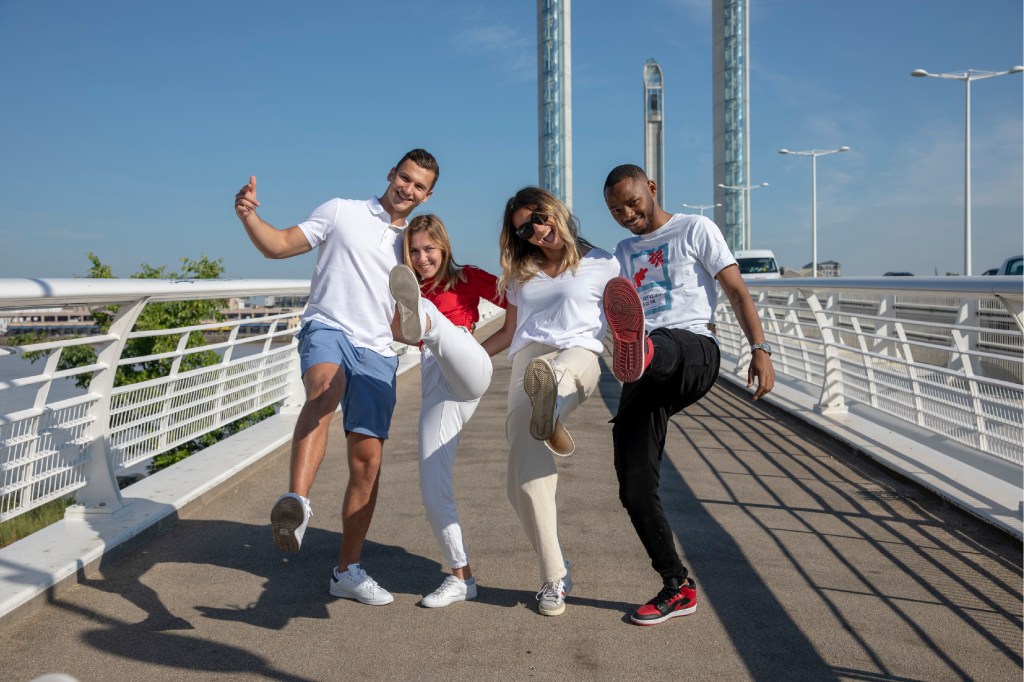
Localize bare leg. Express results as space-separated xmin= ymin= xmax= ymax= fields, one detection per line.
xmin=339 ymin=432 xmax=384 ymax=568
xmin=289 ymin=362 xmax=346 ymax=496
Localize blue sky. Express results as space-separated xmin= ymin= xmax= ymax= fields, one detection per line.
xmin=1 ymin=0 xmax=1021 ymax=280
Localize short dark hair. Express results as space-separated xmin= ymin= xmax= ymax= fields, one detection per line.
xmin=604 ymin=164 xmax=648 ymax=191
xmin=395 ymin=149 xmax=440 ymax=189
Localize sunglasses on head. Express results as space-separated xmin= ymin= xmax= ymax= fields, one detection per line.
xmin=513 ymin=211 xmax=549 ymax=240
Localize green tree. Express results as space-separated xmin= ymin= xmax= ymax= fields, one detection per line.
xmin=10 ymin=253 xmax=276 ymax=476
xmin=17 ymin=252 xmax=227 ymax=388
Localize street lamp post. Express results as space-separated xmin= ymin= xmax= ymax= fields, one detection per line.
xmin=716 ymin=182 xmax=768 ymax=250
xmin=681 ymin=202 xmax=722 ymax=217
xmin=911 ymin=66 xmax=1024 ymax=275
xmin=778 ymin=147 xmax=850 ymax=277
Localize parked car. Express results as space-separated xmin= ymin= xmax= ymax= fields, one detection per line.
xmin=734 ymin=249 xmax=781 ymax=281
xmin=982 ymin=255 xmax=1022 ymax=276
xmin=883 ymin=271 xmax=914 ymax=276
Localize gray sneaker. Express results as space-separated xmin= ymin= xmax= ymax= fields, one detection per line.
xmin=536 ymin=560 xmax=572 ymax=616
xmin=270 ymin=493 xmax=312 ymax=553
xmin=330 ymin=564 xmax=394 ymax=606
xmin=390 ymin=264 xmax=426 ymax=344
xmin=524 ymin=358 xmax=558 ymax=441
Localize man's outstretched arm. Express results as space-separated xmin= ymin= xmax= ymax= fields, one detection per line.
xmin=235 ymin=175 xmax=312 ymax=259
xmin=716 ymin=264 xmax=775 ymax=399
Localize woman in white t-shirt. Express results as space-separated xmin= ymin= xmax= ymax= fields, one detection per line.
xmin=482 ymin=186 xmax=620 ymax=618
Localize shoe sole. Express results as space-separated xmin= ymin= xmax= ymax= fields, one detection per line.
xmin=270 ymin=496 xmax=305 ymax=553
xmin=330 ymin=580 xmax=395 ymax=606
xmin=524 ymin=359 xmax=557 ymax=441
xmin=603 ymin=278 xmax=645 ymax=383
xmin=390 ymin=265 xmax=423 ymax=343
xmin=539 ymin=602 xmax=566 ymax=616
xmin=630 ymin=601 xmax=697 ymax=626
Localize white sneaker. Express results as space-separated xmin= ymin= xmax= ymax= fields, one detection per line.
xmin=330 ymin=564 xmax=394 ymax=606
xmin=390 ymin=264 xmax=426 ymax=343
xmin=420 ymin=575 xmax=477 ymax=608
xmin=536 ymin=560 xmax=572 ymax=616
xmin=270 ymin=493 xmax=312 ymax=553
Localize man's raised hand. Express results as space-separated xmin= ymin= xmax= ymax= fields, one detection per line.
xmin=234 ymin=175 xmax=260 ymax=218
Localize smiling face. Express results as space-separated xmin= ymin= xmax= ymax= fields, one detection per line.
xmin=381 ymin=159 xmax=436 ymax=222
xmin=604 ymin=176 xmax=666 ymax=236
xmin=408 ymin=230 xmax=444 ymax=281
xmin=511 ymin=205 xmax=565 ymax=254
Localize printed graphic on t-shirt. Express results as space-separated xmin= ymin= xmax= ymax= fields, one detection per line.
xmin=629 ymin=245 xmax=671 ymax=315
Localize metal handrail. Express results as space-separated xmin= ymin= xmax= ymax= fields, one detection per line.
xmin=0 ymin=279 xmax=312 ymax=522
xmin=717 ymin=277 xmax=1023 ymax=464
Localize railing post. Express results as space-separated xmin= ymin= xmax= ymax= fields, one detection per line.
xmin=893 ymin=322 xmax=927 ymax=427
xmin=65 ymin=298 xmax=149 ymax=518
xmin=802 ymin=289 xmax=847 ymax=415
xmin=279 ymin=339 xmax=305 ymax=415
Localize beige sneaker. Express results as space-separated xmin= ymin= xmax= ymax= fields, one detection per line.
xmin=546 ymin=420 xmax=575 ymax=457
xmin=524 ymin=358 xmax=558 ymax=441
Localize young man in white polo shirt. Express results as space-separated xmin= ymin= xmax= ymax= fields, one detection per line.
xmin=601 ymin=163 xmax=775 ymax=626
xmin=234 ymin=149 xmax=439 ymax=605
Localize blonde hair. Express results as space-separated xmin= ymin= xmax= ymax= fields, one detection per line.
xmin=496 ymin=186 xmax=591 ymax=295
xmin=403 ymin=214 xmax=465 ymax=294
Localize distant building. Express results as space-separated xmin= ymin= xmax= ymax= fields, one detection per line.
xmin=643 ymin=59 xmax=665 ymax=209
xmin=1 ymin=302 xmax=304 ymax=340
xmin=538 ymin=0 xmax=573 ymax=209
xmin=803 ymin=260 xmax=842 ymax=277
xmin=1 ymin=306 xmax=98 ymax=337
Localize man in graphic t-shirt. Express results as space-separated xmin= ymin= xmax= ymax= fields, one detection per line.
xmin=601 ymin=163 xmax=775 ymax=626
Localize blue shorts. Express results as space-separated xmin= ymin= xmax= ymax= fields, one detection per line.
xmin=296 ymin=321 xmax=399 ymax=439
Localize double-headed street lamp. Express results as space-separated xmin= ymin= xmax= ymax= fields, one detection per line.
xmin=911 ymin=66 xmax=1024 ymax=275
xmin=778 ymin=146 xmax=850 ymax=278
xmin=681 ymin=202 xmax=721 ymax=217
xmin=716 ymin=182 xmax=768 ymax=250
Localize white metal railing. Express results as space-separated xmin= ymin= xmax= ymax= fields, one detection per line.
xmin=716 ymin=276 xmax=1024 ymax=464
xmin=3 ymin=276 xmax=1021 ymax=527
xmin=0 ymin=279 xmax=312 ymax=522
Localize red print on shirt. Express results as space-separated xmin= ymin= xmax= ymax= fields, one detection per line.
xmin=632 ymin=267 xmax=648 ymax=288
xmin=648 ymin=250 xmax=665 ymax=268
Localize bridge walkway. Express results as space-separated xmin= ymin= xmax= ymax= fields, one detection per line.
xmin=0 ymin=328 xmax=1020 ymax=681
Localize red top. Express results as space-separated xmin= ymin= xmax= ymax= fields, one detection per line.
xmin=422 ymin=265 xmax=506 ymax=330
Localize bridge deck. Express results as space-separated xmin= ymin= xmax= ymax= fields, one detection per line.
xmin=0 ymin=332 xmax=1020 ymax=681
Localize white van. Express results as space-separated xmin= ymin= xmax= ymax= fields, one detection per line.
xmin=734 ymin=249 xmax=781 ymax=281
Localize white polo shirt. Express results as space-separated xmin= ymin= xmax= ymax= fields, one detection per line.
xmin=506 ymin=247 xmax=621 ymax=358
xmin=297 ymin=196 xmax=403 ymax=356
xmin=613 ymin=213 xmax=736 ymax=340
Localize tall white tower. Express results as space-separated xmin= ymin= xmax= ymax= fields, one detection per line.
xmin=712 ymin=0 xmax=750 ymax=250
xmin=643 ymin=59 xmax=665 ymax=208
xmin=538 ymin=0 xmax=573 ymax=209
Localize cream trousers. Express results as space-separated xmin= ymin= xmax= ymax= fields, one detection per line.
xmin=505 ymin=343 xmax=600 ymax=584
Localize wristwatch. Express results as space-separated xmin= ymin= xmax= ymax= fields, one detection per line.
xmin=750 ymin=342 xmax=772 ymax=356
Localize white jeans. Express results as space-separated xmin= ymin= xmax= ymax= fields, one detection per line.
xmin=418 ymin=301 xmax=494 ymax=570
xmin=505 ymin=343 xmax=600 ymax=583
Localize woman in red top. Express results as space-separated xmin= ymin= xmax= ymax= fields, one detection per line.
xmin=389 ymin=214 xmax=505 ymax=608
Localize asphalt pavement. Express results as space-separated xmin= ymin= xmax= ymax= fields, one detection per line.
xmin=0 ymin=322 xmax=1020 ymax=681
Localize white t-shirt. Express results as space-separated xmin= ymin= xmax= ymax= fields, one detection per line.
xmin=297 ymin=196 xmax=403 ymax=356
xmin=613 ymin=214 xmax=736 ymax=339
xmin=506 ymin=247 xmax=621 ymax=358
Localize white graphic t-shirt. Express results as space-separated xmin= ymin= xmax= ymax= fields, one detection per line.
xmin=613 ymin=214 xmax=736 ymax=340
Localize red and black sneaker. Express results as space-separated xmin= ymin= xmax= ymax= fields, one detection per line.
xmin=603 ymin=277 xmax=653 ymax=383
xmin=631 ymin=578 xmax=698 ymax=626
